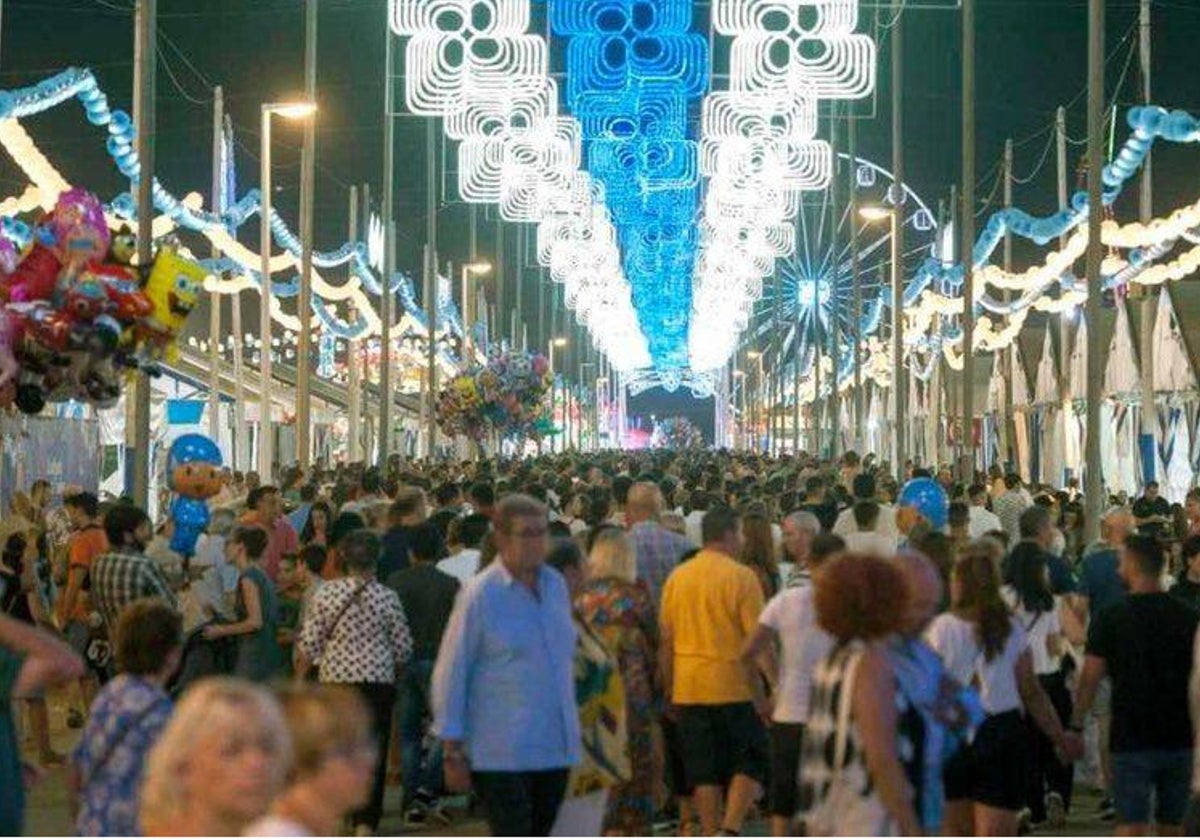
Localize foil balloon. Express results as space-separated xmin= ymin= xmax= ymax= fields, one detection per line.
xmin=166 ymin=433 xmax=223 ymax=557
xmin=897 ymin=477 xmax=949 ymax=533
xmin=48 ymin=187 xmax=109 ymax=270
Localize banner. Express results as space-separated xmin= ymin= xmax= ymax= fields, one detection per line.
xmin=0 ymin=415 xmax=101 ymax=504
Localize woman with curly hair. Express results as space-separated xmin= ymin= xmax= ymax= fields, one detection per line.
xmin=798 ymin=553 xmax=922 ymax=836
xmin=927 ymin=541 xmax=1082 ymax=835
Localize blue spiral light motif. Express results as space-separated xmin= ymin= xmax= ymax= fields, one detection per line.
xmin=549 ymin=0 xmax=708 ymax=371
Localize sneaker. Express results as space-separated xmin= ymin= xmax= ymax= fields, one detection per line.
xmin=403 ymin=806 xmax=427 ymax=828
xmin=1098 ymin=797 xmax=1116 ymax=822
xmin=1045 ymin=792 xmax=1067 ymax=828
xmin=1016 ymin=808 xmax=1033 ymax=836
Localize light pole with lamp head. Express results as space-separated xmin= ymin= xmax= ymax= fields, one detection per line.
xmin=259 ymin=100 xmax=316 ymax=482
xmin=860 ymin=203 xmax=905 ymax=472
xmin=747 ymin=350 xmax=764 ymax=453
xmin=460 ymin=260 xmax=491 ymax=363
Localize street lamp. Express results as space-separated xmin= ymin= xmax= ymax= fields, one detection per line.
xmin=259 ymin=100 xmax=316 ymax=481
xmin=460 ymin=260 xmax=492 ymax=363
xmin=861 ymin=203 xmax=905 ymax=472
xmin=746 ymin=350 xmax=765 ymax=453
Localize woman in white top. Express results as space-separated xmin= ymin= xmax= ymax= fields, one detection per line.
xmin=926 ymin=542 xmax=1080 ymax=836
xmin=244 ymin=685 xmax=376 ymax=837
xmin=1003 ymin=550 xmax=1075 ymax=828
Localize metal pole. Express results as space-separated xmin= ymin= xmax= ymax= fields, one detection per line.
xmin=495 ymin=217 xmax=505 ymax=343
xmin=515 ymin=226 xmax=524 ymax=350
xmin=129 ymin=0 xmax=155 ymax=507
xmin=1002 ymin=138 xmax=1014 ymax=466
xmin=379 ymin=28 xmax=395 ymax=469
xmin=425 ymin=114 xmax=439 ymax=460
xmin=232 ymin=285 xmax=246 ymax=470
xmin=1084 ymin=0 xmax=1105 ymax=544
xmin=1138 ymin=0 xmax=1157 ymax=488
xmin=259 ymin=107 xmax=274 ymax=482
xmin=208 ymin=86 xmax=223 ymax=445
xmin=296 ymin=0 xmax=318 ymax=472
xmin=891 ymin=0 xmax=906 ymax=474
xmin=959 ymin=0 xmax=975 ymax=481
xmin=829 ymin=104 xmax=840 ymax=457
xmin=1057 ymin=107 xmax=1072 ymax=390
xmin=347 ymin=185 xmax=361 ymax=463
xmin=850 ymin=118 xmax=863 ymax=452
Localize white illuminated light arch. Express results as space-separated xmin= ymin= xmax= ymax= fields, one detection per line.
xmin=690 ymin=0 xmax=878 ymax=374
xmin=389 ymin=0 xmax=652 ymax=374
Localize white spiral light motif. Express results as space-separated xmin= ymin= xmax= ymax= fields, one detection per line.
xmin=690 ymin=0 xmax=877 ymax=373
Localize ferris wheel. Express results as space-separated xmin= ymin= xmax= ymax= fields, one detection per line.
xmin=750 ymin=153 xmax=941 ymax=378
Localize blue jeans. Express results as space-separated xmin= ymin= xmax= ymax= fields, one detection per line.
xmin=399 ymin=658 xmax=442 ymax=808
xmin=1112 ymin=749 xmax=1193 ymax=826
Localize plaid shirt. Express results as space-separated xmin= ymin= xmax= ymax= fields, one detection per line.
xmin=91 ymin=550 xmax=177 ymax=633
xmin=629 ymin=521 xmax=695 ymax=607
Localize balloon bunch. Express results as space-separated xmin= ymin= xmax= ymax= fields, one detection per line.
xmin=436 ymin=348 xmax=556 ymax=442
xmin=0 ymin=188 xmax=207 ymax=414
xmin=650 ymin=416 xmax=705 ymax=450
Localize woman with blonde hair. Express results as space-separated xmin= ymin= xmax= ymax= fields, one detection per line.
xmin=245 ymin=685 xmax=377 ymax=836
xmin=140 ymin=678 xmax=292 ymax=836
xmin=577 ymin=528 xmax=662 ymax=835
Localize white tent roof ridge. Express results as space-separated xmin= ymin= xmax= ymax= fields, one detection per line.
xmin=1034 ymin=327 xmax=1060 ymax=406
xmin=1069 ymin=314 xmax=1088 ymax=403
xmin=1105 ymin=297 xmax=1141 ymax=399
xmin=1012 ymin=339 xmax=1032 ymax=408
xmin=1152 ymin=287 xmax=1199 ymax=396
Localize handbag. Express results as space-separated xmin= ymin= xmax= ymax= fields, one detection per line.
xmin=805 ymin=650 xmax=896 ymax=837
xmin=303 ymin=579 xmax=368 ymax=680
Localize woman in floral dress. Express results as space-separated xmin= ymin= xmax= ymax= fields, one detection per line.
xmin=578 ymin=528 xmax=662 ymax=836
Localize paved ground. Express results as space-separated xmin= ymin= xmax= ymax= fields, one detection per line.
xmin=19 ymin=689 xmax=1117 ymax=836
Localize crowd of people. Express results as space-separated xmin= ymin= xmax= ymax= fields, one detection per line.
xmin=2 ymin=448 xmax=1200 ymax=837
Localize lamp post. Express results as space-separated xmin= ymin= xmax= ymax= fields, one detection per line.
xmin=549 ymin=336 xmax=567 ymax=452
xmin=733 ymin=369 xmax=747 ymax=450
xmin=747 ymin=350 xmax=764 ymax=453
xmin=259 ymin=101 xmax=316 ymax=481
xmin=860 ymin=204 xmax=904 ymax=472
xmin=460 ymin=260 xmax=491 ymax=364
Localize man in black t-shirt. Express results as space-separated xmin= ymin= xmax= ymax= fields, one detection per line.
xmin=1073 ymin=533 xmax=1199 ymax=833
xmin=1131 ymin=481 xmax=1173 ymax=539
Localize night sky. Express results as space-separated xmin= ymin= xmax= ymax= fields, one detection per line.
xmin=2 ymin=0 xmax=1199 ymax=396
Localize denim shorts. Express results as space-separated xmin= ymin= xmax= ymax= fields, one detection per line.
xmin=1112 ymin=749 xmax=1193 ymax=826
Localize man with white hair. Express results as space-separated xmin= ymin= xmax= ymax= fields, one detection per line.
xmin=780 ymin=510 xmax=821 ymax=588
xmin=626 ymin=481 xmax=695 ymax=606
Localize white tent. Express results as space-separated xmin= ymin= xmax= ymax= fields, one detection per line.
xmin=986 ymin=353 xmax=1007 ymax=471
xmin=866 ymin=384 xmax=885 ymax=461
xmin=1012 ymin=341 xmax=1033 ymax=482
xmin=1152 ymin=288 xmax=1198 ymax=502
xmin=1033 ymin=330 xmax=1065 ymax=489
xmin=1065 ymin=316 xmax=1087 ymax=480
xmin=1103 ymin=299 xmax=1141 ymax=497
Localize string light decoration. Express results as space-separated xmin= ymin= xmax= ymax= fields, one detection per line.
xmin=690 ymin=0 xmax=878 ymax=373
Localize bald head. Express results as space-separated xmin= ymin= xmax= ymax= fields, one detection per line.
xmin=625 ymin=482 xmax=664 ymax=526
xmin=893 ymin=551 xmax=943 ymax=637
xmin=1101 ymin=506 xmax=1134 ymax=544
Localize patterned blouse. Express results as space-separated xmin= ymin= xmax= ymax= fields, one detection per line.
xmin=71 ymin=675 xmax=173 ymax=837
xmin=297 ymin=576 xmax=413 ymax=684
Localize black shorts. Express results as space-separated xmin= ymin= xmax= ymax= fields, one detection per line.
xmin=944 ymin=710 xmax=1028 ymax=811
xmin=768 ymin=722 xmax=805 ymax=817
xmin=660 ymin=714 xmax=693 ymax=798
xmin=677 ymin=702 xmax=768 ymax=788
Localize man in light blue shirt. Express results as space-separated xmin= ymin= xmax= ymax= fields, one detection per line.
xmin=432 ymin=493 xmax=580 ymax=836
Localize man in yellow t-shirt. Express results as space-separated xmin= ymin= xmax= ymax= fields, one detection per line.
xmin=660 ymin=506 xmax=767 ymax=836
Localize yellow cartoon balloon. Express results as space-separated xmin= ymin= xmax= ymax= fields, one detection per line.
xmin=145 ymin=243 xmax=206 ymax=336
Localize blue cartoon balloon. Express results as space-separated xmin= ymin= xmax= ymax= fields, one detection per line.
xmin=897 ymin=477 xmax=949 ymax=532
xmin=166 ymin=433 xmax=223 ymax=557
